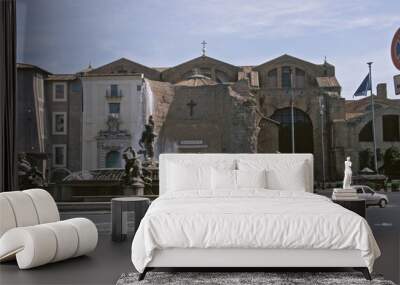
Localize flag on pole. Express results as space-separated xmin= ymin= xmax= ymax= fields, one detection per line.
xmin=353 ymin=74 xmax=371 ymax=97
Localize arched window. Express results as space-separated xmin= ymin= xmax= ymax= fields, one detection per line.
xmin=271 ymin=108 xmax=313 ymax=153
xmin=215 ymin=70 xmax=229 ymax=83
xmin=295 ymin=68 xmax=305 ymax=88
xmin=383 ymin=115 xmax=400 ymax=141
xmin=281 ymin=66 xmax=292 ymax=89
xmin=105 ymin=151 xmax=121 ymax=168
xmin=267 ymin=69 xmax=277 ymax=88
xmin=200 ymin=68 xmax=212 ymax=78
xmin=359 ymin=121 xmax=373 ymax=142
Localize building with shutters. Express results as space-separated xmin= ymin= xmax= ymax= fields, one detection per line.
xmin=44 ymin=74 xmax=83 ymax=175
xmin=80 ymin=67 xmax=151 ymax=171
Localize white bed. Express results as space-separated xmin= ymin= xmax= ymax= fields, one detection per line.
xmin=131 ymin=154 xmax=380 ymax=280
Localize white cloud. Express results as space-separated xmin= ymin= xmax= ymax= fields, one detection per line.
xmin=179 ymin=0 xmax=399 ymax=38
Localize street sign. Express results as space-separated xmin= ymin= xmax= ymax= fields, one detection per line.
xmin=394 ymin=74 xmax=400 ymax=95
xmin=391 ymin=28 xmax=400 ymax=70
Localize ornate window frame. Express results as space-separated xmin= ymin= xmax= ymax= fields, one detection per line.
xmin=53 ymin=82 xmax=67 ymax=102
xmin=52 ymin=111 xmax=67 ymax=135
xmin=52 ymin=144 xmax=67 ymax=167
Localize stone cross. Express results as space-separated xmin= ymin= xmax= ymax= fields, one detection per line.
xmin=201 ymin=40 xmax=207 ymax=56
xmin=187 ymin=100 xmax=197 ymax=117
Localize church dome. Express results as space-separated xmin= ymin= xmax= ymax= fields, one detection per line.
xmin=175 ymin=74 xmax=217 ymax=87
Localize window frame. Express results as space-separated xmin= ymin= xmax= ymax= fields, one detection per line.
xmin=52 ymin=82 xmax=67 ymax=102
xmin=267 ymin=69 xmax=278 ymax=88
xmin=110 ymin=84 xmax=119 ymax=97
xmin=295 ymin=68 xmax=306 ymax=88
xmin=109 ymin=102 xmax=121 ymax=114
xmin=382 ymin=115 xmax=400 ymax=142
xmin=52 ymin=111 xmax=67 ymax=135
xmin=364 ymin=187 xmax=374 ymax=194
xmin=281 ymin=66 xmax=292 ymax=89
xmin=105 ymin=150 xmax=121 ymax=168
xmin=52 ymin=144 xmax=67 ymax=167
xmin=355 ymin=187 xmax=364 ymax=194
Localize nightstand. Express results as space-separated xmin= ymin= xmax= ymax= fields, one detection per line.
xmin=111 ymin=197 xmax=150 ymax=242
xmin=332 ymin=199 xmax=366 ymax=218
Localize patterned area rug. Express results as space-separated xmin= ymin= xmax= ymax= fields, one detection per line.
xmin=116 ymin=271 xmax=396 ymax=285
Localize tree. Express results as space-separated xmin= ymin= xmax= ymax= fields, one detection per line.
xmin=383 ymin=147 xmax=400 ymax=178
xmin=359 ymin=149 xmax=373 ymax=170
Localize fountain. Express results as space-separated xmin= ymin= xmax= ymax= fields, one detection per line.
xmin=143 ymin=79 xmax=155 ymax=120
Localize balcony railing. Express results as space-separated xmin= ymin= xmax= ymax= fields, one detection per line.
xmin=105 ymin=89 xmax=123 ymax=99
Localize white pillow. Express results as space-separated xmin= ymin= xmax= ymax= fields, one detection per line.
xmin=167 ymin=162 xmax=212 ymax=191
xmin=211 ymin=168 xmax=237 ymax=190
xmin=236 ymin=169 xmax=267 ymax=189
xmin=237 ymin=159 xmax=308 ymax=192
xmin=266 ymin=162 xmax=306 ymax=191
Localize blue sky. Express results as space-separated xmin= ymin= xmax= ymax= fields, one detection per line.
xmin=17 ymin=0 xmax=400 ymax=99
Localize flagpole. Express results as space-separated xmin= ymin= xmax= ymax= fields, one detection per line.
xmin=291 ymin=69 xmax=295 ymax=153
xmin=368 ymin=62 xmax=378 ymax=172
xmin=319 ymin=95 xmax=326 ymax=189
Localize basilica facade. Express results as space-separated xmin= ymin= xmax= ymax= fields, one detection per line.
xmin=150 ymin=54 xmax=342 ymax=181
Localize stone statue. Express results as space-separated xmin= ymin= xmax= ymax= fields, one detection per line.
xmin=122 ymin=147 xmax=142 ymax=185
xmin=343 ymin=156 xmax=352 ymax=189
xmin=17 ymin=153 xmax=32 ymax=176
xmin=148 ymin=115 xmax=155 ymax=131
xmin=29 ymin=166 xmax=45 ymax=187
xmin=17 ymin=153 xmax=45 ymax=188
xmin=107 ymin=115 xmax=120 ymax=132
xmin=139 ymin=116 xmax=157 ymax=161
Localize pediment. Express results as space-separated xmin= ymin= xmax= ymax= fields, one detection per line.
xmin=255 ymin=54 xmax=321 ymax=71
xmin=162 ymin=56 xmax=239 ymax=83
xmin=169 ymin=56 xmax=238 ymax=70
xmin=87 ymin=58 xmax=160 ymax=80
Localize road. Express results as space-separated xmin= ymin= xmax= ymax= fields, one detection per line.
xmin=366 ymin=192 xmax=400 ymax=231
xmin=318 ymin=190 xmax=400 ymax=231
xmin=366 ymin=192 xmax=400 ymax=284
xmin=317 ymin=190 xmax=400 ymax=283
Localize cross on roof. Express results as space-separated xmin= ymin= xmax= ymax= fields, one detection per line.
xmin=187 ymin=100 xmax=197 ymax=117
xmin=201 ymin=40 xmax=207 ymax=56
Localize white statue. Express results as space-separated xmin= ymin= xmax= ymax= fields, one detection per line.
xmin=343 ymin=156 xmax=352 ymax=189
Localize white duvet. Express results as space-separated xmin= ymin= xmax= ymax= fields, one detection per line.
xmin=131 ymin=190 xmax=380 ymax=273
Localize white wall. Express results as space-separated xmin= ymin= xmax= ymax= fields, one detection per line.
xmin=81 ymin=75 xmax=149 ymax=170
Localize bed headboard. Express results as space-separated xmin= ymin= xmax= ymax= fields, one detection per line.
xmin=159 ymin=153 xmax=314 ymax=195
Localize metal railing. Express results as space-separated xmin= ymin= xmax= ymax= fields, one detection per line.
xmin=105 ymin=89 xmax=123 ymax=98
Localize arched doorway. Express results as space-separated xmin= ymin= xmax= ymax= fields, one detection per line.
xmin=105 ymin=151 xmax=121 ymax=168
xmin=271 ymin=107 xmax=314 ymax=153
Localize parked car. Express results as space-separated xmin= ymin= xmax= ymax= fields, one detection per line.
xmin=351 ymin=185 xmax=389 ymax=208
